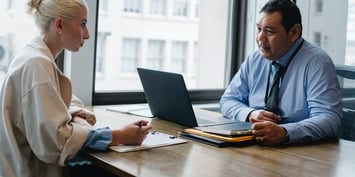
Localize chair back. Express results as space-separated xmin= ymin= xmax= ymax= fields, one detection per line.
xmin=335 ymin=64 xmax=355 ymax=141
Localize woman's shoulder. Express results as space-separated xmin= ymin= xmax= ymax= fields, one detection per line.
xmin=10 ymin=50 xmax=55 ymax=75
xmin=10 ymin=37 xmax=57 ymax=73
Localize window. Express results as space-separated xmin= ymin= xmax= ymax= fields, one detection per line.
xmin=315 ymin=0 xmax=323 ymax=14
xmin=173 ymin=0 xmax=188 ymax=17
xmin=4 ymin=0 xmax=355 ymax=106
xmin=192 ymin=42 xmax=198 ymax=75
xmin=344 ymin=0 xmax=355 ymax=91
xmin=121 ymin=38 xmax=140 ymax=73
xmin=195 ymin=0 xmax=200 ymax=18
xmin=7 ymin=0 xmax=13 ymax=10
xmin=171 ymin=41 xmax=187 ymax=73
xmin=99 ymin=0 xmax=108 ymax=14
xmin=150 ymin=0 xmax=166 ymax=16
xmin=147 ymin=40 xmax=165 ymax=70
xmin=346 ymin=0 xmax=355 ymax=66
xmin=84 ymin=0 xmax=232 ymax=105
xmin=0 ymin=0 xmax=38 ymax=86
xmin=0 ymin=36 xmax=10 ymax=72
xmin=96 ymin=32 xmax=110 ymax=76
xmin=313 ymin=31 xmax=322 ymax=47
xmin=123 ymin=0 xmax=141 ymax=13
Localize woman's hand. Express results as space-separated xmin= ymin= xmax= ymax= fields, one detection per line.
xmin=72 ymin=116 xmax=93 ymax=129
xmin=110 ymin=120 xmax=152 ymax=146
xmin=72 ymin=110 xmax=96 ymax=125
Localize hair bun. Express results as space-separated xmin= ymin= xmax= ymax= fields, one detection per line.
xmin=27 ymin=0 xmax=43 ymax=14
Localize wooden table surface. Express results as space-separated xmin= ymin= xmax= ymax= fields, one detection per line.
xmin=84 ymin=106 xmax=355 ymax=177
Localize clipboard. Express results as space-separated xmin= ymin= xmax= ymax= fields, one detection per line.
xmin=109 ymin=131 xmax=187 ymax=152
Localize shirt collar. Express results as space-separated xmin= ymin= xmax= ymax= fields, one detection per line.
xmin=28 ymin=36 xmax=56 ymax=63
xmin=276 ymin=37 xmax=303 ymax=67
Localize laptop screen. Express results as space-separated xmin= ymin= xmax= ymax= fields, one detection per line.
xmin=137 ymin=68 xmax=198 ymax=127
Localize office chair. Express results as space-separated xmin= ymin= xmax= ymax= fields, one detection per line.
xmin=335 ymin=64 xmax=355 ymax=141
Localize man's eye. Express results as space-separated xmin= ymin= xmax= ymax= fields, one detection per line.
xmin=265 ymin=30 xmax=275 ymax=35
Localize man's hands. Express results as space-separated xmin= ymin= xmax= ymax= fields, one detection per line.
xmin=248 ymin=110 xmax=287 ymax=146
xmin=248 ymin=110 xmax=281 ymax=123
xmin=252 ymin=121 xmax=287 ymax=146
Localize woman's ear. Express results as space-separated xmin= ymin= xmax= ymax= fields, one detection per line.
xmin=54 ymin=18 xmax=63 ymax=34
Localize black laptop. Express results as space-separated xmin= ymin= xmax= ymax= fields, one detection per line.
xmin=137 ymin=68 xmax=251 ymax=133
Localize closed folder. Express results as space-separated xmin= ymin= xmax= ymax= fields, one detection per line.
xmin=183 ymin=128 xmax=255 ymax=143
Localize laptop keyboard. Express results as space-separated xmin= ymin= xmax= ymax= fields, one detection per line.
xmin=197 ymin=118 xmax=215 ymax=125
xmin=200 ymin=107 xmax=221 ymax=113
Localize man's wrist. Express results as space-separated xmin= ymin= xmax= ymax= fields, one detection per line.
xmin=246 ymin=110 xmax=255 ymax=122
xmin=282 ymin=127 xmax=290 ymax=143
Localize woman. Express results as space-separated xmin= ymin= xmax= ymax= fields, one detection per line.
xmin=0 ymin=0 xmax=151 ymax=177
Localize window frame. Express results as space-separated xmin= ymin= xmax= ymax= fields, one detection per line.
xmin=65 ymin=0 xmax=246 ymax=106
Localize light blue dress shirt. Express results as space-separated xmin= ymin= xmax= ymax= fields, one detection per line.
xmin=68 ymin=127 xmax=112 ymax=167
xmin=220 ymin=38 xmax=342 ymax=144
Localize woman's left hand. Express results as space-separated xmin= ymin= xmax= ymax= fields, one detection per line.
xmin=72 ymin=110 xmax=96 ymax=125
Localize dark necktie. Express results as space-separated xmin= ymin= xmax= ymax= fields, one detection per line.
xmin=265 ymin=62 xmax=284 ymax=114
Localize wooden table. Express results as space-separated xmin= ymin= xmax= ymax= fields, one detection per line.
xmin=84 ymin=106 xmax=355 ymax=177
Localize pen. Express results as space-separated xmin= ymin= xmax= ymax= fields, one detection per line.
xmin=138 ymin=120 xmax=142 ymax=128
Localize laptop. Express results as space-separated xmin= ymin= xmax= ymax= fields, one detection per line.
xmin=137 ymin=68 xmax=251 ymax=133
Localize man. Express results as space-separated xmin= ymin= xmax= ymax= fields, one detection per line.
xmin=220 ymin=0 xmax=342 ymax=146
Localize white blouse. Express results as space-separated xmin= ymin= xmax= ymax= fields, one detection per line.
xmin=0 ymin=36 xmax=90 ymax=177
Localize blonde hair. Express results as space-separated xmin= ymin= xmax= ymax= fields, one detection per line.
xmin=27 ymin=0 xmax=88 ymax=34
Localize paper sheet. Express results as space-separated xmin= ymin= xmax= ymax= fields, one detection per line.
xmin=109 ymin=131 xmax=187 ymax=152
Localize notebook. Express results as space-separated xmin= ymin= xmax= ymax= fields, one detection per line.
xmin=136 ymin=68 xmax=251 ymax=133
xmin=195 ymin=121 xmax=252 ymax=136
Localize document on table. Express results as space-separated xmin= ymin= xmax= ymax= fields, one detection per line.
xmin=106 ymin=104 xmax=154 ymax=118
xmin=109 ymin=131 xmax=188 ymax=152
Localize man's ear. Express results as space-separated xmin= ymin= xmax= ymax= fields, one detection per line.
xmin=289 ymin=24 xmax=301 ymax=41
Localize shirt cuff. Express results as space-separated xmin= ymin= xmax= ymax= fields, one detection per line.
xmin=82 ymin=127 xmax=113 ymax=151
xmin=238 ymin=108 xmax=255 ymax=121
xmin=281 ymin=123 xmax=297 ymax=144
